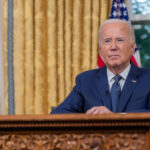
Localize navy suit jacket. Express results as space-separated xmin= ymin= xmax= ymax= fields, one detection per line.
xmin=51 ymin=63 xmax=150 ymax=114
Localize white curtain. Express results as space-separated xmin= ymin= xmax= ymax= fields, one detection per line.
xmin=0 ymin=0 xmax=5 ymax=114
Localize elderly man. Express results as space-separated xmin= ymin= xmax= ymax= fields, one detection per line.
xmin=51 ymin=19 xmax=150 ymax=114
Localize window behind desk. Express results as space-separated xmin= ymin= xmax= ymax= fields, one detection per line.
xmin=127 ymin=0 xmax=150 ymax=68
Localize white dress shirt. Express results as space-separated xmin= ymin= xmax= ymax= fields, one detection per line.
xmin=107 ymin=64 xmax=131 ymax=91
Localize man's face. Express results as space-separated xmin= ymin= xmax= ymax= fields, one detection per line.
xmin=99 ymin=22 xmax=135 ymax=70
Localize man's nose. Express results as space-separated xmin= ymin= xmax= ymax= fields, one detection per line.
xmin=111 ymin=40 xmax=117 ymax=50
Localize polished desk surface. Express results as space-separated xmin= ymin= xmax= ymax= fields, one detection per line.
xmin=0 ymin=113 xmax=150 ymax=128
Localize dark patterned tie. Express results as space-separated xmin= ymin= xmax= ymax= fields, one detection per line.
xmin=111 ymin=75 xmax=122 ymax=112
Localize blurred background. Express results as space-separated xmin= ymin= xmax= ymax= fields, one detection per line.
xmin=128 ymin=0 xmax=150 ymax=68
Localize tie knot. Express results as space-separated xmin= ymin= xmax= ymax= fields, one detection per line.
xmin=114 ymin=75 xmax=122 ymax=82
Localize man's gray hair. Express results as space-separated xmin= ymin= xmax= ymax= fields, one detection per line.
xmin=98 ymin=19 xmax=135 ymax=44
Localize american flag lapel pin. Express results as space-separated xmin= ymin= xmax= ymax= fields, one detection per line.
xmin=131 ymin=80 xmax=136 ymax=83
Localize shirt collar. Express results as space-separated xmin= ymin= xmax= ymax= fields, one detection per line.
xmin=107 ymin=64 xmax=131 ymax=82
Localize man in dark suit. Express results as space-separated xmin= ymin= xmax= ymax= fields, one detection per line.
xmin=51 ymin=19 xmax=150 ymax=114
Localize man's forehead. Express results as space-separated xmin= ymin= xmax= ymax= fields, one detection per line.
xmin=101 ymin=22 xmax=130 ymax=35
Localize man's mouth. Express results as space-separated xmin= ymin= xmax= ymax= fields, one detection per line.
xmin=109 ymin=55 xmax=120 ymax=58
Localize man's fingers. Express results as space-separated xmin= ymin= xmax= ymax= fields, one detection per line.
xmin=86 ymin=107 xmax=97 ymax=114
xmin=86 ymin=106 xmax=112 ymax=114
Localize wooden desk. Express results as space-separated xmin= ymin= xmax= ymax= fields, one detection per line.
xmin=0 ymin=113 xmax=150 ymax=150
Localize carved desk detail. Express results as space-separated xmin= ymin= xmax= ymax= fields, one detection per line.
xmin=0 ymin=113 xmax=149 ymax=150
xmin=0 ymin=133 xmax=146 ymax=150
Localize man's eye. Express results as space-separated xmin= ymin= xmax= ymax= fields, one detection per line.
xmin=118 ymin=39 xmax=124 ymax=42
xmin=104 ymin=40 xmax=110 ymax=43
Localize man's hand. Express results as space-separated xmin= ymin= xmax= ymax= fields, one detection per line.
xmin=86 ymin=106 xmax=112 ymax=114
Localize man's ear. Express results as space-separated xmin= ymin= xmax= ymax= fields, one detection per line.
xmin=131 ymin=41 xmax=136 ymax=56
xmin=99 ymin=46 xmax=105 ymax=62
xmin=99 ymin=45 xmax=102 ymax=55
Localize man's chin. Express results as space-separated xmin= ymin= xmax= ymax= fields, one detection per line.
xmin=108 ymin=62 xmax=120 ymax=67
xmin=106 ymin=62 xmax=122 ymax=69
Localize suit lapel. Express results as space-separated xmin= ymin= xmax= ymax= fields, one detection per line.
xmin=117 ymin=63 xmax=141 ymax=112
xmin=96 ymin=66 xmax=112 ymax=110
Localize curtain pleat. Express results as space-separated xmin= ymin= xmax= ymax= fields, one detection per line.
xmin=91 ymin=0 xmax=100 ymax=69
xmin=47 ymin=0 xmax=57 ymax=113
xmin=13 ymin=0 xmax=25 ymax=114
xmin=72 ymin=0 xmax=83 ymax=85
xmin=100 ymin=0 xmax=110 ymax=23
xmin=82 ymin=0 xmax=91 ymax=71
xmin=24 ymin=0 xmax=34 ymax=114
xmin=57 ymin=0 xmax=65 ymax=104
xmin=4 ymin=0 xmax=8 ymax=114
xmin=64 ymin=0 xmax=73 ymax=97
xmin=4 ymin=0 xmax=113 ymax=114
xmin=34 ymin=0 xmax=48 ymax=114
